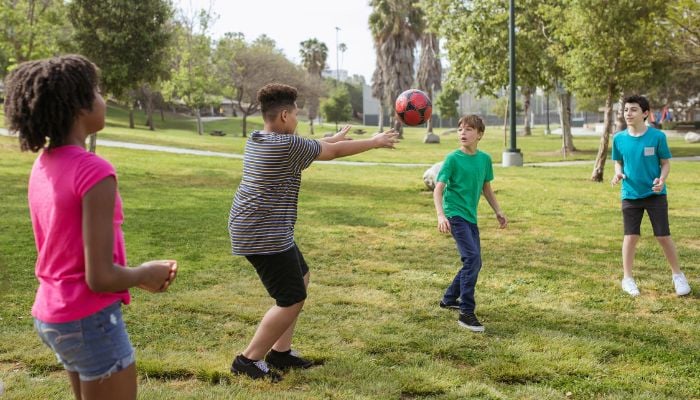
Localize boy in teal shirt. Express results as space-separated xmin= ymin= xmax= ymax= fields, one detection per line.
xmin=611 ymin=95 xmax=691 ymax=297
xmin=433 ymin=115 xmax=507 ymax=332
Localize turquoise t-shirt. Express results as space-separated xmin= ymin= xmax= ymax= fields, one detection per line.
xmin=611 ymin=127 xmax=672 ymax=200
xmin=436 ymin=149 xmax=494 ymax=224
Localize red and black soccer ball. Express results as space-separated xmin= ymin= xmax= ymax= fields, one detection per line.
xmin=395 ymin=89 xmax=432 ymax=126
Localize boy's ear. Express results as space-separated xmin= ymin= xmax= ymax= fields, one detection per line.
xmin=279 ymin=108 xmax=288 ymax=123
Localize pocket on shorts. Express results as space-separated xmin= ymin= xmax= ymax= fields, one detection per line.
xmin=36 ymin=320 xmax=84 ymax=359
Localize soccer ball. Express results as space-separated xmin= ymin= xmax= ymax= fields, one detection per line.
xmin=395 ymin=89 xmax=432 ymax=126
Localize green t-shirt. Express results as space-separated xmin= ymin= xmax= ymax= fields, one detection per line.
xmin=436 ymin=149 xmax=494 ymax=224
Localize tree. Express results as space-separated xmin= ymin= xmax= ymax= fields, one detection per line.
xmin=214 ymin=34 xmax=307 ymax=136
xmin=561 ymin=0 xmax=669 ymax=182
xmin=422 ymin=0 xmax=572 ymax=145
xmin=321 ymin=85 xmax=352 ymax=128
xmin=0 ymin=0 xmax=71 ymax=75
xmin=417 ymin=30 xmax=442 ymax=140
xmin=163 ymin=7 xmax=215 ymax=135
xmin=371 ymin=50 xmax=386 ymax=132
xmin=369 ymin=0 xmax=424 ymax=138
xmin=299 ymin=38 xmax=328 ymax=134
xmin=69 ymin=0 xmax=174 ymax=133
xmin=435 ymin=86 xmax=460 ymax=122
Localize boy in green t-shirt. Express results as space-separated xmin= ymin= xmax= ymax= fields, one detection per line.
xmin=433 ymin=115 xmax=507 ymax=332
xmin=611 ymin=95 xmax=691 ymax=297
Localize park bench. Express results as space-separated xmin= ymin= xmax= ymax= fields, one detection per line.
xmin=210 ymin=130 xmax=226 ymax=136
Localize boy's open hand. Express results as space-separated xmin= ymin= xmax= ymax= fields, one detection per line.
xmin=652 ymin=177 xmax=665 ymax=192
xmin=372 ymin=129 xmax=400 ymax=149
xmin=437 ymin=215 xmax=451 ymax=233
xmin=610 ymin=173 xmax=626 ymax=186
xmin=331 ymin=125 xmax=353 ymax=142
xmin=138 ymin=260 xmax=178 ymax=293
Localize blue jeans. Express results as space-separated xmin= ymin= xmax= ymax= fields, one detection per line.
xmin=34 ymin=301 xmax=135 ymax=381
xmin=442 ymin=216 xmax=482 ymax=314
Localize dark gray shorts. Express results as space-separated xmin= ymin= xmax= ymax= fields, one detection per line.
xmin=246 ymin=244 xmax=309 ymax=307
xmin=621 ymin=195 xmax=670 ymax=236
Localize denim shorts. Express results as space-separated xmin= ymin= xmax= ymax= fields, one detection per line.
xmin=34 ymin=301 xmax=135 ymax=381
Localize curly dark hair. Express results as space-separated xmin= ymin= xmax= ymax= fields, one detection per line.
xmin=257 ymin=83 xmax=297 ymax=122
xmin=3 ymin=54 xmax=99 ymax=152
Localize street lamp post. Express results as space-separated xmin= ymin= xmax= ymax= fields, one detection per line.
xmin=502 ymin=0 xmax=523 ymax=166
xmin=335 ymin=27 xmax=341 ymax=84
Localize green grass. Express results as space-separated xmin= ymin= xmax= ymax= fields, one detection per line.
xmin=1 ymin=107 xmax=700 ymax=399
xmin=1 ymin=136 xmax=699 ymax=399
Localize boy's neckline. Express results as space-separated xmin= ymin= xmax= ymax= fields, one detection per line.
xmin=627 ymin=126 xmax=648 ymax=137
xmin=459 ymin=147 xmax=478 ymax=155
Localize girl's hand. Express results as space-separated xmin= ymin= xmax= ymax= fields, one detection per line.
xmin=138 ymin=260 xmax=178 ymax=293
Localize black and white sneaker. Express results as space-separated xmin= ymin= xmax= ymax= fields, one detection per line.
xmin=458 ymin=312 xmax=485 ymax=332
xmin=265 ymin=349 xmax=313 ymax=370
xmin=231 ymin=354 xmax=282 ymax=382
xmin=439 ymin=299 xmax=460 ymax=310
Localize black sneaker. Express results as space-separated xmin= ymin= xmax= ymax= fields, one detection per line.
xmin=458 ymin=313 xmax=485 ymax=332
xmin=231 ymin=354 xmax=282 ymax=382
xmin=265 ymin=349 xmax=313 ymax=370
xmin=439 ymin=299 xmax=460 ymax=310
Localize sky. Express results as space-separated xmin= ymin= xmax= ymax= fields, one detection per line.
xmin=175 ymin=0 xmax=376 ymax=81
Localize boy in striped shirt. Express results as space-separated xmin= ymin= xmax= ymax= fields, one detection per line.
xmin=228 ymin=83 xmax=398 ymax=381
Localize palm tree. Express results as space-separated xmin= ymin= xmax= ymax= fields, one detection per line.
xmin=371 ymin=51 xmax=386 ymax=132
xmin=369 ymin=0 xmax=423 ymax=138
xmin=417 ymin=31 xmax=442 ymax=142
xmin=299 ymin=38 xmax=329 ymax=134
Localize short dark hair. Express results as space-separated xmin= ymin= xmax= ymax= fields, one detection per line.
xmin=624 ymin=95 xmax=650 ymax=118
xmin=3 ymin=54 xmax=99 ymax=152
xmin=257 ymin=83 xmax=297 ymax=122
xmin=458 ymin=114 xmax=485 ymax=134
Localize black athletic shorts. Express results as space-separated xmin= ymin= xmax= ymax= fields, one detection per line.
xmin=621 ymin=195 xmax=671 ymax=236
xmin=245 ymin=244 xmax=309 ymax=307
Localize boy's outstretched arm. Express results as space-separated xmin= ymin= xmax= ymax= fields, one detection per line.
xmin=482 ymin=182 xmax=507 ymax=228
xmin=315 ymin=129 xmax=398 ymax=161
xmin=433 ymin=182 xmax=451 ymax=233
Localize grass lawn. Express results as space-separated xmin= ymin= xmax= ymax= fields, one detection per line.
xmin=1 ymin=128 xmax=699 ymax=399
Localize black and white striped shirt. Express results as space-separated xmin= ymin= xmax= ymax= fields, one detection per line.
xmin=229 ymin=131 xmax=322 ymax=255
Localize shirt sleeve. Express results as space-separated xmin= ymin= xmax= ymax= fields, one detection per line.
xmin=611 ymin=135 xmax=621 ymax=161
xmin=288 ymin=136 xmax=322 ymax=171
xmin=75 ymin=154 xmax=117 ymax=198
xmin=657 ymin=132 xmax=672 ymax=159
xmin=436 ymin=156 xmax=452 ymax=183
xmin=485 ymin=154 xmax=494 ymax=182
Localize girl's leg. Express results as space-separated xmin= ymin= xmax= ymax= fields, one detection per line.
xmin=80 ymin=362 xmax=137 ymax=400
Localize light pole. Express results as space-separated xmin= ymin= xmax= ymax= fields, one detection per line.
xmin=502 ymin=0 xmax=523 ymax=166
xmin=335 ymin=27 xmax=341 ymax=85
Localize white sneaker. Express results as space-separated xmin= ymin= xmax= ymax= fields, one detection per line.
xmin=621 ymin=277 xmax=640 ymax=296
xmin=672 ymin=273 xmax=691 ymax=296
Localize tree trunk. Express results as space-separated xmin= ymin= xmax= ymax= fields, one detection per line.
xmin=393 ymin=116 xmax=404 ymax=139
xmin=557 ymin=91 xmax=576 ymax=156
xmin=309 ymin=118 xmax=314 ymax=135
xmin=128 ymin=105 xmax=135 ymax=129
xmin=195 ymin=108 xmax=203 ymax=135
xmin=160 ymin=108 xmax=165 ymax=122
xmin=88 ymin=133 xmax=97 ymax=153
xmin=242 ymin=114 xmax=248 ymax=138
xmin=615 ymin=92 xmax=627 ymax=133
xmin=378 ymin=103 xmax=385 ymax=132
xmin=591 ymin=86 xmax=615 ymax=182
xmin=146 ymin=93 xmax=155 ymax=131
xmin=523 ymin=89 xmax=532 ymax=136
